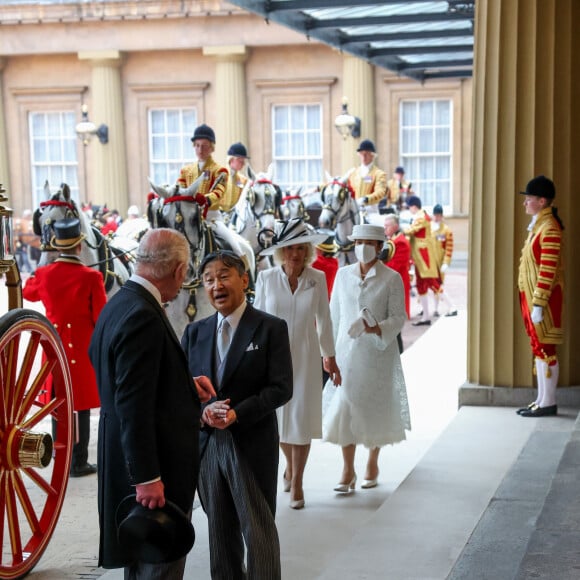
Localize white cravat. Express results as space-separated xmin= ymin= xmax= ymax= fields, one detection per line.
xmin=217 ymin=319 xmax=231 ymax=364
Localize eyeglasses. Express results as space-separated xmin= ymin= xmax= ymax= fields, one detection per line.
xmin=202 ymin=272 xmax=233 ymax=288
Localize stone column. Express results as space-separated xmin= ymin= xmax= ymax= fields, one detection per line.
xmin=203 ymin=45 xmax=248 ymax=160
xmin=78 ymin=50 xmax=128 ymax=214
xmin=340 ymin=55 xmax=375 ymax=173
xmin=462 ymin=0 xmax=580 ymax=404
xmin=0 ymin=58 xmax=10 ymax=192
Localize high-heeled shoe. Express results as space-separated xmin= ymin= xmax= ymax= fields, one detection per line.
xmin=290 ymin=498 xmax=305 ymax=509
xmin=333 ymin=474 xmax=356 ymax=493
xmin=361 ymin=478 xmax=378 ymax=489
xmin=282 ymin=472 xmax=291 ymax=493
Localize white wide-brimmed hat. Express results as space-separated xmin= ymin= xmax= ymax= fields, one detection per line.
xmin=347 ymin=224 xmax=385 ymax=242
xmin=260 ymin=218 xmax=328 ymax=256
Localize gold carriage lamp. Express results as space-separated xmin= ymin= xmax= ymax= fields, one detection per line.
xmin=334 ymin=97 xmax=361 ymax=140
xmin=75 ymin=104 xmax=109 ymax=145
xmin=0 ymin=183 xmax=15 ymax=271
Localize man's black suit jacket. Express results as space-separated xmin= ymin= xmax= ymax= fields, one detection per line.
xmin=181 ymin=303 xmax=292 ymax=511
xmin=89 ymin=280 xmax=201 ymax=569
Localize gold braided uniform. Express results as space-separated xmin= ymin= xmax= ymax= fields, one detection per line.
xmin=518 ymin=206 xmax=564 ymax=353
xmin=432 ymin=220 xmax=454 ymax=281
xmin=386 ymin=178 xmax=412 ymax=208
xmin=177 ymin=155 xmax=229 ymax=211
xmin=219 ymin=170 xmax=248 ymax=212
xmin=348 ymin=165 xmax=388 ymax=206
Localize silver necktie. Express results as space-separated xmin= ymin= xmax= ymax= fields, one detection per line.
xmin=217 ymin=319 xmax=231 ymax=364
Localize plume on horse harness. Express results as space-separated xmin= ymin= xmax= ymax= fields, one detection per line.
xmin=34 ymin=184 xmax=133 ymax=293
xmin=319 ymin=178 xmax=360 ymax=262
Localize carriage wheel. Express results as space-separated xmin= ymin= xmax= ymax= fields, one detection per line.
xmin=0 ymin=309 xmax=73 ymax=579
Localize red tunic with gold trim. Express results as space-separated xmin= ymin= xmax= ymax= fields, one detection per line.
xmin=177 ymin=155 xmax=229 ymax=211
xmin=517 ymin=207 xmax=564 ymax=360
xmin=23 ymin=257 xmax=107 ymax=410
xmin=404 ymin=209 xmax=441 ymax=295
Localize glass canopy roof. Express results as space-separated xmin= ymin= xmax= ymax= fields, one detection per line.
xmin=227 ymin=0 xmax=475 ymax=82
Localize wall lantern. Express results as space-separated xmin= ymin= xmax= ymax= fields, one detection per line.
xmin=334 ymin=97 xmax=361 ymax=140
xmin=75 ymin=104 xmax=108 ymax=145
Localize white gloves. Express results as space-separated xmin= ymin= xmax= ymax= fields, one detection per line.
xmin=348 ymin=308 xmax=378 ymax=338
xmin=531 ymin=306 xmax=544 ymax=324
xmin=440 ymin=263 xmax=449 ymax=273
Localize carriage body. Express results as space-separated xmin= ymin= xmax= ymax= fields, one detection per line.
xmin=0 ymin=185 xmax=74 ymax=579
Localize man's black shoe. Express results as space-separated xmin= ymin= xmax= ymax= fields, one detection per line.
xmin=70 ymin=463 xmax=97 ymax=477
xmin=445 ymin=310 xmax=458 ymax=317
xmin=519 ymin=405 xmax=557 ymax=418
xmin=412 ymin=320 xmax=431 ymax=326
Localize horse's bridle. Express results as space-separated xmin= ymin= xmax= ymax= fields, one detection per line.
xmin=320 ymin=181 xmax=357 ymax=252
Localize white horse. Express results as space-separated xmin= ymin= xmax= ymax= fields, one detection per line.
xmin=318 ymin=172 xmax=361 ymax=266
xmin=230 ymin=169 xmax=282 ymax=273
xmin=33 ymin=182 xmax=135 ymax=297
xmin=280 ymin=187 xmax=310 ymax=222
xmin=148 ymin=176 xmax=256 ymax=339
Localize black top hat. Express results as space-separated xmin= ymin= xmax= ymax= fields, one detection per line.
xmin=191 ymin=124 xmax=216 ymax=143
xmin=227 ymin=142 xmax=249 ymax=158
xmin=51 ymin=218 xmax=85 ymax=250
xmin=395 ymin=166 xmax=405 ymax=174
xmin=520 ymin=175 xmax=555 ymax=200
xmin=356 ymin=139 xmax=376 ymax=153
xmin=116 ymin=495 xmax=195 ymax=564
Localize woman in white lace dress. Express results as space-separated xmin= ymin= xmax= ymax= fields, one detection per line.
xmin=255 ymin=218 xmax=341 ymax=509
xmin=323 ymin=224 xmax=410 ymax=491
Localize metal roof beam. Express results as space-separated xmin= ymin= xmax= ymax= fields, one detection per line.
xmin=369 ymin=44 xmax=473 ymax=57
xmin=422 ymin=69 xmax=473 ymax=80
xmin=305 ymin=11 xmax=472 ymax=30
xmin=396 ymin=58 xmax=473 ymax=71
xmin=340 ymin=28 xmax=472 ymax=46
xmin=266 ymin=0 xmax=440 ymax=10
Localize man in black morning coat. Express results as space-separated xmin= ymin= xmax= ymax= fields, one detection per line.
xmin=89 ymin=228 xmax=202 ymax=579
xmin=181 ymin=250 xmax=292 ymax=580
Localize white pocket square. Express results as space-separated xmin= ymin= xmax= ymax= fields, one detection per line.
xmin=245 ymin=343 xmax=259 ymax=351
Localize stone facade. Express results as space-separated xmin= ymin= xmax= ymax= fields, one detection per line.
xmin=0 ymin=0 xmax=471 ymax=251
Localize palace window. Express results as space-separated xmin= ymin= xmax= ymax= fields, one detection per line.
xmin=400 ymin=99 xmax=452 ymax=210
xmin=272 ymin=104 xmax=323 ymax=191
xmin=149 ymin=108 xmax=196 ymax=186
xmin=29 ymin=111 xmax=79 ymax=206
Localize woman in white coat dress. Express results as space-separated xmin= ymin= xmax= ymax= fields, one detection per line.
xmin=323 ymin=224 xmax=410 ymax=492
xmin=255 ymin=218 xmax=342 ymax=509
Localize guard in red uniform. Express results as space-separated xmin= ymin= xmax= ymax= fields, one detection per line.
xmin=516 ymin=176 xmax=564 ymax=417
xmin=381 ymin=213 xmax=412 ymax=318
xmin=23 ymin=217 xmax=107 ymax=476
xmin=312 ymin=234 xmax=339 ymax=299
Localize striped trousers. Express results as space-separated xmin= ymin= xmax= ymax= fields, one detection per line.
xmin=199 ymin=429 xmax=281 ymax=580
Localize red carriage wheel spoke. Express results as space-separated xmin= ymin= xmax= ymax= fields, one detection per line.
xmin=12 ymin=471 xmax=42 ymax=536
xmin=12 ymin=361 xmax=56 ymax=427
xmin=20 ymin=395 xmax=61 ymax=431
xmin=4 ymin=475 xmax=24 ymax=566
xmin=9 ymin=332 xmax=43 ymax=423
xmin=22 ymin=467 xmax=58 ymax=498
